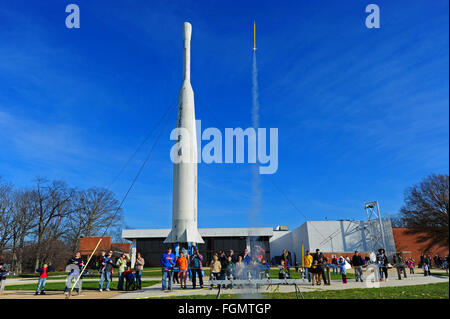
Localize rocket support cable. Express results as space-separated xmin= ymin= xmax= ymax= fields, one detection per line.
xmin=195 ymin=95 xmax=328 ymax=241
xmin=106 ymin=98 xmax=177 ymax=189
xmin=66 ymin=102 xmax=176 ymax=298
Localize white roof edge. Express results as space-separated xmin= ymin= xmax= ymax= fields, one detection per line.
xmin=122 ymin=227 xmax=274 ymax=239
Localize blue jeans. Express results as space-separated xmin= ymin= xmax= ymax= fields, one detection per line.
xmin=36 ymin=278 xmax=46 ymax=292
xmin=64 ymin=274 xmax=81 ymax=292
xmin=304 ymin=268 xmax=311 ymax=281
xmin=330 ymin=265 xmax=336 ymax=274
xmin=136 ymin=270 xmax=143 ymax=288
xmin=162 ymin=271 xmax=173 ymax=290
xmin=118 ymin=272 xmax=125 ymax=290
xmin=99 ymin=272 xmax=112 ymax=290
xmin=354 ymin=266 xmax=363 ymax=281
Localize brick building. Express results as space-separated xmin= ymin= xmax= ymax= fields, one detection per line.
xmin=79 ymin=236 xmax=131 ymax=257
xmin=392 ymin=228 xmax=449 ymax=261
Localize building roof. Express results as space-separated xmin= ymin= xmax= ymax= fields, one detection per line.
xmin=122 ymin=227 xmax=274 ymax=240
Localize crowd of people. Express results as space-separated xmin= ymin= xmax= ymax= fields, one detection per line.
xmin=25 ymin=250 xmax=144 ymax=296
xmin=1 ymin=245 xmax=448 ymax=295
xmin=95 ymin=250 xmax=146 ymax=293
xmin=418 ymin=254 xmax=449 ymax=275
xmin=160 ymin=245 xmax=273 ymax=291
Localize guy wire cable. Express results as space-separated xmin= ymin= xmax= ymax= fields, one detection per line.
xmin=195 ymin=95 xmax=328 ymax=241
xmin=67 ymin=101 xmax=176 ymax=297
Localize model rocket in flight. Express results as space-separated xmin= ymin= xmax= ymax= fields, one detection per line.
xmin=253 ymin=21 xmax=257 ymax=51
xmin=164 ymin=22 xmax=204 ymax=245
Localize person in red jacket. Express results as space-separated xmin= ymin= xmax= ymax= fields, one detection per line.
xmin=35 ymin=264 xmax=54 ymax=295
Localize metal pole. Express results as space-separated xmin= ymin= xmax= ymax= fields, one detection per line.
xmin=376 ymin=201 xmax=388 ymax=250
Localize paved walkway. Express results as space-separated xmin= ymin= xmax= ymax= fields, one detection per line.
xmin=4 ymin=276 xmax=162 ymax=286
xmin=0 ymin=290 xmax=121 ymax=299
xmin=111 ymin=273 xmax=449 ymax=299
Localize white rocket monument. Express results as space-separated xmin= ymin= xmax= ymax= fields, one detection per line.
xmin=164 ymin=22 xmax=204 ymax=245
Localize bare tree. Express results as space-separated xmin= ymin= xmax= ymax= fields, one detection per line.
xmin=390 ymin=214 xmax=408 ymax=228
xmin=64 ymin=187 xmax=122 ymax=252
xmin=10 ymin=189 xmax=38 ymax=274
xmin=31 ymin=178 xmax=74 ymax=269
xmin=0 ymin=177 xmax=123 ymax=273
xmin=0 ymin=180 xmax=15 ymax=256
xmin=400 ymin=174 xmax=449 ymax=250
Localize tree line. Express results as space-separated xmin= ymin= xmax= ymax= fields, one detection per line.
xmin=0 ymin=177 xmax=122 ymax=274
xmin=397 ymin=173 xmax=449 ymax=250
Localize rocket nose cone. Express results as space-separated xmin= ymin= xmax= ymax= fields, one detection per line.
xmin=183 ymin=22 xmax=192 ymax=41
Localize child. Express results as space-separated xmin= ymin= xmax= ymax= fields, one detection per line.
xmin=177 ymin=252 xmax=188 ymax=289
xmin=127 ymin=271 xmax=136 ymax=290
xmin=234 ymin=256 xmax=245 ymax=280
xmin=407 ymin=258 xmax=415 ymax=274
xmin=210 ymin=254 xmax=221 ymax=288
xmin=123 ymin=266 xmax=136 ymax=291
xmin=278 ymin=260 xmax=290 ymax=280
xmin=338 ymin=257 xmax=347 ymax=284
xmin=0 ymin=263 xmax=8 ymax=294
xmin=35 ymin=263 xmax=54 ymax=295
xmin=261 ymin=258 xmax=270 ymax=279
xmin=224 ymin=256 xmax=235 ymax=289
xmin=248 ymin=259 xmax=262 ymax=280
xmin=310 ymin=260 xmax=321 ymax=286
xmin=422 ymin=262 xmax=430 ymax=276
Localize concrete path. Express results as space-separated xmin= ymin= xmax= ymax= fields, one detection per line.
xmin=0 ymin=290 xmax=122 ymax=299
xmin=4 ymin=276 xmax=162 ymax=286
xmin=111 ymin=273 xmax=449 ymax=299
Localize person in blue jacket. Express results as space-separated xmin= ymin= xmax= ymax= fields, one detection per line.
xmin=241 ymin=249 xmax=251 ymax=265
xmin=161 ymin=247 xmax=176 ymax=291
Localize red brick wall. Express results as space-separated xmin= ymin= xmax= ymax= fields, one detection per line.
xmin=111 ymin=243 xmax=131 ymax=254
xmin=79 ymin=236 xmax=111 ymax=256
xmin=79 ymin=237 xmax=130 ymax=256
xmin=392 ymin=228 xmax=449 ymax=261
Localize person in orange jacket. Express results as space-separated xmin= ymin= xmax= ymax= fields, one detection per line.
xmin=177 ymin=251 xmax=188 ymax=289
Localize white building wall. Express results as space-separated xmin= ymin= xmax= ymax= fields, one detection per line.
xmin=306 ymin=221 xmax=367 ymax=253
xmin=270 ymin=220 xmax=397 ymax=263
xmin=306 ymin=220 xmax=396 ymax=254
xmin=269 ymin=223 xmax=309 ymax=264
xmin=269 ymin=230 xmax=292 ymax=260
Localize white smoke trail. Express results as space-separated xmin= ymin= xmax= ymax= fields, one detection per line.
xmin=250 ymin=52 xmax=262 ymax=227
xmin=237 ymin=52 xmax=263 ymax=300
xmin=252 ymin=52 xmax=260 ymax=131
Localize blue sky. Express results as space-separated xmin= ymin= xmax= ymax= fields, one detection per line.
xmin=0 ymin=0 xmax=448 ymax=231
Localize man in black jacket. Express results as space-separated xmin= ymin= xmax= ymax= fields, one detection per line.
xmin=313 ymin=249 xmax=324 ymax=263
xmin=68 ymin=252 xmax=85 ymax=271
xmin=313 ymin=249 xmax=329 ymax=285
xmin=218 ymin=250 xmax=228 ymax=287
xmin=352 ymin=251 xmax=364 ymax=282
xmin=229 ymin=250 xmax=238 ymax=263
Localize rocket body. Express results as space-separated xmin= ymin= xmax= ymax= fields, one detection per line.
xmin=253 ymin=21 xmax=257 ymax=51
xmin=164 ymin=22 xmax=204 ymax=244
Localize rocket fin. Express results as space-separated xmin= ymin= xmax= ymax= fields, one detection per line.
xmin=163 ymin=230 xmax=174 ymax=244
xmin=163 ymin=227 xmax=204 ymax=244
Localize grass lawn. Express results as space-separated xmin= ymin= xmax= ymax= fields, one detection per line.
xmin=144 ymin=268 xmax=352 ymax=280
xmin=5 ymin=280 xmax=161 ymax=291
xmin=268 ymin=268 xmax=354 ymax=280
xmin=158 ymin=282 xmax=449 ymax=299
